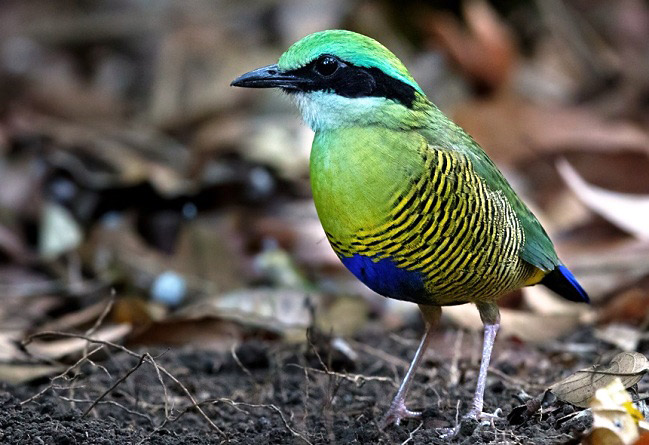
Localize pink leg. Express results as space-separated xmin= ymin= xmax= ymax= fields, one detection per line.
xmin=465 ymin=322 xmax=499 ymax=418
xmin=465 ymin=302 xmax=501 ymax=420
xmin=382 ymin=305 xmax=441 ymax=427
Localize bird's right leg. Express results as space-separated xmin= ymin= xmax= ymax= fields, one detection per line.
xmin=381 ymin=305 xmax=441 ymax=428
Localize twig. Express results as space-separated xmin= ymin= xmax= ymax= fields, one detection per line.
xmin=346 ymin=339 xmax=411 ymax=370
xmin=23 ymin=331 xmax=224 ymax=436
xmin=82 ymin=293 xmax=115 ymax=375
xmin=306 ymin=328 xmax=329 ymax=372
xmin=20 ymin=345 xmax=105 ymax=405
xmin=487 ymin=366 xmax=546 ymax=391
xmin=231 ymin=343 xmax=257 ymax=384
xmin=215 ymin=398 xmax=312 ymax=445
xmin=136 ymin=418 xmax=170 ymax=445
xmin=286 ymin=364 xmax=396 ymax=387
xmin=401 ymin=421 xmax=423 ymax=445
xmin=58 ymin=396 xmax=155 ymax=425
xmin=86 ymin=291 xmax=116 ymax=338
xmin=83 ymin=354 xmax=147 ymax=416
xmin=148 ymin=351 xmax=171 ymax=418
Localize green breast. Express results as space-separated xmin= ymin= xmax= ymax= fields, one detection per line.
xmin=310 ymin=127 xmax=426 ymax=242
xmin=310 ymin=127 xmax=539 ymax=305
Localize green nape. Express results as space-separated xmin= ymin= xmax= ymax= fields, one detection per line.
xmin=277 ymin=30 xmax=423 ymax=95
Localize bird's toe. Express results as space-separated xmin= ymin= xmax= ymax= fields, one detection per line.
xmin=381 ymin=400 xmax=421 ymax=428
xmin=463 ymin=407 xmax=502 ymax=422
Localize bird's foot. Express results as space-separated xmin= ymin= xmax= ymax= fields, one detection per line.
xmin=381 ymin=399 xmax=421 ymax=428
xmin=463 ymin=407 xmax=502 ymax=422
xmin=437 ymin=408 xmax=502 ymax=439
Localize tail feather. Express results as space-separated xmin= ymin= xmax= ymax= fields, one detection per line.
xmin=540 ymin=265 xmax=590 ymax=303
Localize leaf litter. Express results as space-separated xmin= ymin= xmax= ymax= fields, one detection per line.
xmin=1 ymin=0 xmax=649 ymax=444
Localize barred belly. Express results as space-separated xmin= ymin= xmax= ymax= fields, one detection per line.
xmin=327 ymin=148 xmax=538 ymax=306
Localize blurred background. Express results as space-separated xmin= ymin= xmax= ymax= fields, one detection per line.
xmin=1 ymin=0 xmax=649 ymax=393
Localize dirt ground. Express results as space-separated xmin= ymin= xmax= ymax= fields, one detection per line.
xmin=0 ymin=322 xmax=612 ymax=445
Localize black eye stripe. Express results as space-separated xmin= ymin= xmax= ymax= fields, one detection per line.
xmin=283 ymin=55 xmax=417 ymax=108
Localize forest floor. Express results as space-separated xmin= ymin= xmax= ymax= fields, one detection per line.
xmin=1 ymin=322 xmax=606 ymax=445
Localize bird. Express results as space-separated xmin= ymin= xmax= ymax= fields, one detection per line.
xmin=231 ymin=29 xmax=589 ymax=427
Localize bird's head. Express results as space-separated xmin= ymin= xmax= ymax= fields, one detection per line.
xmin=231 ymin=30 xmax=431 ymax=131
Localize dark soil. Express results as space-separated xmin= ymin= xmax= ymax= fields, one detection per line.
xmin=0 ymin=323 xmax=606 ymax=444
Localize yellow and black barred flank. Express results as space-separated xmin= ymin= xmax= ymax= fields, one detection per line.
xmin=327 ymin=147 xmax=540 ymax=306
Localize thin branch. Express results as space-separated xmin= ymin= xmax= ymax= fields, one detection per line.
xmin=20 ymin=345 xmax=105 ymax=405
xmin=215 ymin=398 xmax=312 ymax=445
xmin=231 ymin=343 xmax=258 ymax=385
xmin=59 ymin=396 xmax=155 ymax=425
xmin=401 ymin=421 xmax=423 ymax=445
xmin=23 ymin=331 xmax=224 ymax=436
xmin=286 ymin=364 xmax=396 ymax=387
xmin=83 ymin=354 xmax=147 ymax=416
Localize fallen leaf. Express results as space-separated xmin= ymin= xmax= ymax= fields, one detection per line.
xmin=0 ymin=363 xmax=64 ymax=384
xmin=550 ymin=352 xmax=649 ymax=408
xmin=25 ymin=324 xmax=132 ymax=359
xmin=453 ymin=94 xmax=649 ymax=166
xmin=557 ymin=159 xmax=649 ymax=241
xmin=443 ymin=304 xmax=584 ymax=342
xmin=178 ymin=288 xmax=314 ymax=341
xmin=563 ymin=239 xmax=649 ymax=303
xmin=595 ymin=324 xmax=648 ymax=352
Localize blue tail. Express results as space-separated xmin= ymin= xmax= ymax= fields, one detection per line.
xmin=541 ymin=265 xmax=589 ymax=303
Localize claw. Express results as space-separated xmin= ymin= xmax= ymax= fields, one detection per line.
xmin=463 ymin=407 xmax=502 ymax=422
xmin=381 ymin=399 xmax=421 ymax=428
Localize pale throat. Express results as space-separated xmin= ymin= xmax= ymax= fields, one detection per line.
xmin=290 ymin=91 xmax=411 ymax=131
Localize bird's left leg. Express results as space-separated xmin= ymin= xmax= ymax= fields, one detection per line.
xmin=382 ymin=305 xmax=441 ymax=427
xmin=465 ymin=302 xmax=501 ymax=420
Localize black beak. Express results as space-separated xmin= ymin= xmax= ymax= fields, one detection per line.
xmin=231 ymin=64 xmax=309 ymax=89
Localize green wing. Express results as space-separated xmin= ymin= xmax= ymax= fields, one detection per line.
xmin=421 ymin=125 xmax=559 ymax=272
xmin=468 ymin=152 xmax=559 ymax=271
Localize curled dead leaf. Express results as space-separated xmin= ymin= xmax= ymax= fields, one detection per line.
xmin=550 ymin=352 xmax=649 ymax=408
xmin=557 ymin=159 xmax=649 ymax=241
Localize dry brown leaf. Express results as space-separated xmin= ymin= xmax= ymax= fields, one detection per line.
xmin=563 ymin=239 xmax=649 ymax=303
xmin=178 ymin=288 xmax=314 ymax=341
xmin=443 ymin=304 xmax=582 ymax=342
xmin=453 ymin=95 xmax=649 ymax=166
xmin=0 ymin=363 xmax=64 ymax=385
xmin=38 ymin=299 xmax=110 ymax=332
xmin=128 ymin=318 xmax=247 ymax=350
xmin=25 ymin=324 xmax=131 ymax=359
xmin=557 ymin=159 xmax=649 ymax=241
xmin=550 ymin=352 xmax=649 ymax=408
xmin=425 ymin=0 xmax=516 ymax=90
xmin=595 ymin=324 xmax=648 ymax=352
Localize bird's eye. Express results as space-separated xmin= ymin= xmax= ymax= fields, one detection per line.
xmin=314 ymin=56 xmax=339 ymax=77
